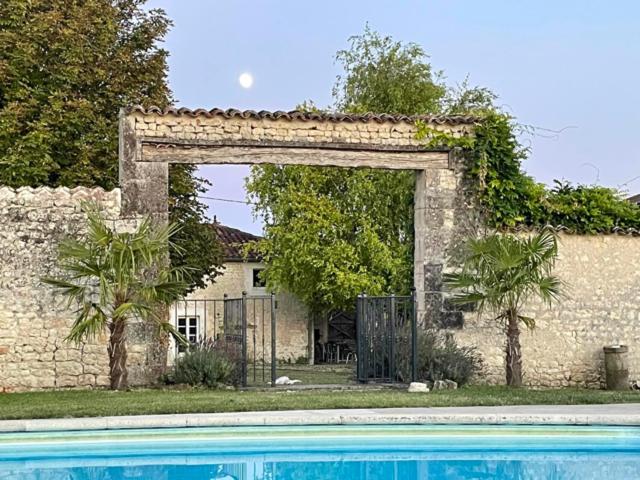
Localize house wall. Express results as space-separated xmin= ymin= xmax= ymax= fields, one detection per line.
xmin=0 ymin=187 xmax=162 ymax=392
xmin=172 ymin=262 xmax=309 ymax=363
xmin=452 ymin=233 xmax=640 ymax=388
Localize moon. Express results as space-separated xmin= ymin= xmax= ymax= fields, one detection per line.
xmin=238 ymin=72 xmax=254 ymax=89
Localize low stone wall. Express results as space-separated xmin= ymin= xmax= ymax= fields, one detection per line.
xmin=453 ymin=233 xmax=640 ymax=388
xmin=0 ymin=187 xmax=159 ymax=392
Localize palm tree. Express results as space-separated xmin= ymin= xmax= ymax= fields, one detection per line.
xmin=43 ymin=209 xmax=187 ymax=390
xmin=444 ymin=229 xmax=562 ymax=386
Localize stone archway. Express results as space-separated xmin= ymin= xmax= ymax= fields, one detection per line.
xmin=119 ymin=106 xmax=476 ymax=326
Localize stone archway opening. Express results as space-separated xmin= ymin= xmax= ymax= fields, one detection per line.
xmin=119 ymin=106 xmax=476 ymax=330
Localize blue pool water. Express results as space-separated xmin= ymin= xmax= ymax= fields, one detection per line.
xmin=0 ymin=424 xmax=639 ymax=479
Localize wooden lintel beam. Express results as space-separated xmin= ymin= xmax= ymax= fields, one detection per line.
xmin=140 ymin=144 xmax=449 ymax=170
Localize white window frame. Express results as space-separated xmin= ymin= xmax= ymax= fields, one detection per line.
xmin=176 ymin=315 xmax=200 ymax=351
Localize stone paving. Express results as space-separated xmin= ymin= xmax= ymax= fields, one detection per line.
xmin=1 ymin=404 xmax=639 ymax=433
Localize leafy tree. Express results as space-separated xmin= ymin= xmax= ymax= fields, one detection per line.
xmin=333 ymin=24 xmax=446 ymax=115
xmin=0 ymin=0 xmax=221 ymax=292
xmin=248 ymin=26 xmax=494 ymax=314
xmin=43 ymin=209 xmax=187 ymax=390
xmin=168 ymin=165 xmax=222 ymax=293
xmin=443 ymin=77 xmax=498 ymax=116
xmin=247 ymin=165 xmax=412 ymax=312
xmin=444 ymin=230 xmax=562 ymax=386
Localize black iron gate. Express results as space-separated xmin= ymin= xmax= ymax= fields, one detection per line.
xmin=356 ymin=291 xmax=417 ymax=383
xmin=173 ymin=292 xmax=277 ymax=388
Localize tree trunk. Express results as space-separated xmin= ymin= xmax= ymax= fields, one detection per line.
xmin=505 ymin=309 xmax=523 ymax=386
xmin=108 ymin=320 xmax=128 ymax=390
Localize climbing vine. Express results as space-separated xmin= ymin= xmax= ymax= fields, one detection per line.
xmin=418 ymin=113 xmax=640 ymax=233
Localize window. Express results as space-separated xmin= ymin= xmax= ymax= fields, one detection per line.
xmin=177 ymin=316 xmax=199 ymax=352
xmin=252 ymin=268 xmax=266 ymax=288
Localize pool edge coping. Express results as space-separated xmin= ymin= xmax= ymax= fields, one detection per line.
xmin=2 ymin=404 xmax=640 ymax=433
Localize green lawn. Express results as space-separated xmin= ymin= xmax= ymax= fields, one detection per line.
xmin=0 ymin=386 xmax=638 ymax=420
xmin=247 ymin=364 xmax=355 ymax=386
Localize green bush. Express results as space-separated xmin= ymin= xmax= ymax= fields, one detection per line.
xmin=416 ymin=329 xmax=482 ymax=386
xmin=171 ymin=338 xmax=238 ymax=388
xmin=420 ymin=113 xmax=640 ymax=233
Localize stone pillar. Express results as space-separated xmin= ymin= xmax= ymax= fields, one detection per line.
xmin=414 ymin=159 xmax=472 ymax=328
xmin=413 ymin=170 xmax=427 ymax=322
xmin=118 ymin=110 xmax=170 ymax=382
xmin=118 ymin=110 xmax=169 ymax=218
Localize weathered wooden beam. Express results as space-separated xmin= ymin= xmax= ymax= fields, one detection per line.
xmin=140 ymin=144 xmax=449 ymax=170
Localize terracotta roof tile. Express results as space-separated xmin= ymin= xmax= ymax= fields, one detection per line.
xmin=627 ymin=193 xmax=640 ymax=205
xmin=125 ymin=105 xmax=477 ymax=125
xmin=211 ymin=223 xmax=262 ymax=262
xmin=510 ymin=224 xmax=640 ymax=236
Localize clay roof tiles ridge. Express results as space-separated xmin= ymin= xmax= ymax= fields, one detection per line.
xmin=125 ymin=105 xmax=477 ymax=125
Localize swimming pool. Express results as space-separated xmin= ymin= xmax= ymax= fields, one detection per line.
xmin=1 ymin=424 xmax=639 ymax=479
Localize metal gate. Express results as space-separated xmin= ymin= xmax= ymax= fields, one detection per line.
xmin=356 ymin=291 xmax=417 ymax=383
xmin=172 ymin=293 xmax=277 ymax=387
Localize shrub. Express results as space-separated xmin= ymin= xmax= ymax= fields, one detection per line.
xmin=172 ymin=338 xmax=238 ymax=388
xmin=416 ymin=329 xmax=482 ymax=386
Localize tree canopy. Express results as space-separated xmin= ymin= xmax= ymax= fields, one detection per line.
xmin=333 ymin=25 xmax=445 ymax=115
xmin=0 ymin=0 xmax=221 ymax=292
xmin=247 ymin=27 xmax=492 ymax=314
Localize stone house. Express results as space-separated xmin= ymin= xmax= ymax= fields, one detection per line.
xmin=168 ymin=222 xmax=310 ymax=364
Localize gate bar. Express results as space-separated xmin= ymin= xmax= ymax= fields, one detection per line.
xmin=411 ymin=288 xmax=418 ymax=382
xmin=241 ymin=291 xmax=248 ymax=388
xmin=270 ymin=292 xmax=276 ymax=387
xmin=389 ymin=294 xmax=396 ymax=383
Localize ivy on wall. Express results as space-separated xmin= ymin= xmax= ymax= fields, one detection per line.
xmin=418 ymin=112 xmax=640 ymax=233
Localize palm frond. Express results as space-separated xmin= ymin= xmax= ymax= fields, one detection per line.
xmin=517 ymin=314 xmax=536 ymax=330
xmin=446 ymin=230 xmax=562 ymax=325
xmin=157 ymin=320 xmax=189 ymax=346
xmin=45 ymin=209 xmax=188 ymax=345
xmin=66 ymin=304 xmax=108 ymax=343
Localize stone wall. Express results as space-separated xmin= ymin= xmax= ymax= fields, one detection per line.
xmin=120 ymin=107 xmax=477 ymax=326
xmin=2 ymin=185 xmax=639 ymax=390
xmin=170 ymin=261 xmax=309 ymax=363
xmin=452 ymin=233 xmax=640 ymax=387
xmin=128 ymin=107 xmax=471 ymax=148
xmin=0 ymin=187 xmax=159 ymax=392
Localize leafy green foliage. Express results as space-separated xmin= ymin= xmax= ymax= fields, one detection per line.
xmin=248 ymin=27 xmax=493 ymax=313
xmin=247 ymin=165 xmax=413 ymax=312
xmin=545 ymin=181 xmax=640 ymax=232
xmin=171 ymin=338 xmax=238 ymax=388
xmin=42 ymin=208 xmax=187 ymax=389
xmin=444 ymin=230 xmax=561 ymax=385
xmin=415 ymin=330 xmax=483 ymax=386
xmin=168 ymin=165 xmax=222 ymax=293
xmin=0 ymin=0 xmax=171 ymax=187
xmin=467 ymin=113 xmax=547 ymax=228
xmin=445 ymin=230 xmax=562 ymax=325
xmin=423 ymin=112 xmax=640 ymax=232
xmin=0 ymin=0 xmax=221 ymax=292
xmin=333 ymin=25 xmax=445 ymax=115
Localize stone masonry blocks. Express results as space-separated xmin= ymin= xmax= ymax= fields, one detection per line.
xmin=0 ymin=186 xmax=160 ymax=392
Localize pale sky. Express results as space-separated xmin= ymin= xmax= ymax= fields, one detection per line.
xmin=149 ymin=0 xmax=640 ymax=235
